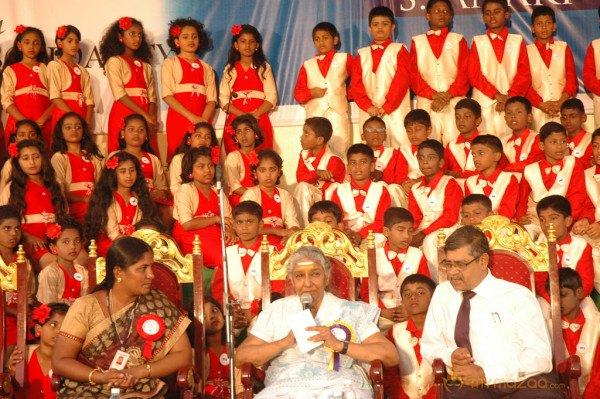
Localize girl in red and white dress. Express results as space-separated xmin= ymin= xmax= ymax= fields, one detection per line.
xmin=50 ymin=113 xmax=103 ymax=223
xmin=219 ymin=24 xmax=277 ymax=153
xmin=0 ymin=140 xmax=67 ymax=269
xmin=240 ymin=149 xmax=300 ymax=246
xmin=162 ymin=18 xmax=217 ymax=160
xmin=173 ymin=147 xmax=235 ymax=263
xmin=225 ymin=114 xmax=263 ymax=207
xmin=0 ymin=119 xmax=43 ymax=191
xmin=114 ymin=114 xmax=169 ymax=203
xmin=204 ymin=296 xmax=232 ymax=398
xmin=169 ymin=122 xmax=218 ymax=197
xmin=37 ymin=218 xmax=88 ymax=305
xmin=84 ymin=151 xmax=157 ymax=257
xmin=1 ymin=25 xmax=53 ymax=148
xmin=48 ymin=25 xmax=95 ymax=135
xmin=9 ymin=302 xmax=69 ymax=399
xmin=99 ymin=17 xmax=157 ymax=153
xmin=0 ymin=205 xmax=36 ymax=349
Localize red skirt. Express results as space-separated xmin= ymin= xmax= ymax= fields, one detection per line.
xmin=172 ymin=222 xmax=223 ymax=268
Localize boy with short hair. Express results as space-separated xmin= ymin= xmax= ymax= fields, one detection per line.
xmin=331 ymin=144 xmax=391 ymax=246
xmin=211 ymin=201 xmax=283 ymax=326
xmin=384 ymin=274 xmax=437 ymax=399
xmin=307 ymin=200 xmax=345 ymax=231
xmin=361 ymin=116 xmax=399 ymax=186
xmin=560 ymin=98 xmax=593 ymax=168
xmin=502 ymin=96 xmax=545 ymax=173
xmin=526 ymin=6 xmax=578 ymax=131
xmin=294 ymin=117 xmax=346 ymax=227
xmin=409 ymin=140 xmax=463 ymax=281
xmin=352 ymin=6 xmax=412 ymax=148
xmin=465 ymin=134 xmax=519 ymax=219
xmin=294 ymin=22 xmax=353 ymax=157
xmin=468 ymin=0 xmax=531 ymax=138
xmin=517 ymin=122 xmax=594 ymax=230
xmin=535 ymin=196 xmax=595 ymax=307
xmin=461 ymin=194 xmax=493 ymax=226
xmin=360 ymin=208 xmax=430 ymax=328
xmin=545 ymin=268 xmax=600 ymax=398
xmin=397 ymin=109 xmax=430 ymax=200
xmin=583 ymin=129 xmax=600 ymax=241
xmin=410 ymin=0 xmax=469 ymax=145
xmin=443 ymin=99 xmax=483 ymax=179
xmin=582 ymin=7 xmax=600 ymax=130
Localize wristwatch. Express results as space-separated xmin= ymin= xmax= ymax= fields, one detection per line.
xmin=340 ymin=340 xmax=349 ymax=355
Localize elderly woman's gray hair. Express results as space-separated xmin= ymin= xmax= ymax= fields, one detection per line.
xmin=286 ymin=246 xmax=331 ymax=277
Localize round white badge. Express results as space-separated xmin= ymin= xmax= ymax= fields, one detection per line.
xmin=427 ymin=198 xmax=437 ymax=207
xmin=141 ymin=156 xmax=150 ymax=164
xmin=375 ymin=161 xmax=384 ymax=171
xmin=519 ymin=154 xmax=527 ymax=161
xmin=552 ymin=53 xmax=560 ymax=60
xmin=363 ymin=203 xmax=372 ymax=212
xmin=409 ymin=336 xmax=419 ymax=347
xmin=134 ymin=60 xmax=142 ymax=67
xmin=249 ymin=266 xmax=259 ymax=276
xmin=444 ymin=42 xmax=453 ymax=49
xmin=402 ymin=264 xmax=413 ymax=274
xmin=577 ymin=343 xmax=587 ymax=354
xmin=557 ymin=176 xmax=565 ymax=185
xmin=130 ymin=197 xmax=138 ymax=206
xmin=490 ymin=193 xmax=498 ymax=201
xmin=73 ymin=272 xmax=84 ymax=282
xmin=142 ymin=319 xmax=160 ymax=335
xmin=191 ymin=62 xmax=200 ymax=69
xmin=331 ymin=61 xmax=339 ymax=68
xmin=219 ymin=353 xmax=230 ymax=366
xmin=74 ymin=66 xmax=81 ymax=75
xmin=331 ymin=327 xmax=346 ymax=341
xmin=505 ymin=45 xmax=513 ymax=53
xmin=573 ymin=150 xmax=582 ymax=157
xmin=33 ymin=65 xmax=40 ymax=73
xmin=273 ymin=194 xmax=281 ymax=203
xmin=563 ymin=255 xmax=572 ymax=265
xmin=381 ymin=56 xmax=389 ymax=63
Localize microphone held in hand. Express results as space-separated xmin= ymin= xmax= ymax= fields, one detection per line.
xmin=301 ymin=293 xmax=313 ymax=311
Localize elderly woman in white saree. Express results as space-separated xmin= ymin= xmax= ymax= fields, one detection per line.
xmin=235 ymin=246 xmax=398 ymax=398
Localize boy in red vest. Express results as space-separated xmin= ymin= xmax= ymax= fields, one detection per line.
xmin=468 ymin=0 xmax=531 ymax=139
xmin=294 ymin=22 xmax=353 ymax=157
xmin=410 ymin=0 xmax=469 ymax=145
xmin=294 ymin=117 xmax=346 ymax=227
xmin=352 ymin=6 xmax=412 ymax=148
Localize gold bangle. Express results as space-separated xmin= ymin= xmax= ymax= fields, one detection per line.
xmin=88 ymin=367 xmax=103 ymax=385
xmin=146 ymin=363 xmax=151 ymax=378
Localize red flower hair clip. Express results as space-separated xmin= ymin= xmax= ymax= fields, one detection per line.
xmin=211 ymin=146 xmax=220 ymax=165
xmin=231 ymin=25 xmax=242 ymax=36
xmin=188 ymin=122 xmax=196 ymax=134
xmin=119 ymin=17 xmax=133 ymax=31
xmin=32 ymin=304 xmax=51 ymax=325
xmin=56 ymin=25 xmax=67 ymax=39
xmin=250 ymin=299 xmax=260 ymax=317
xmin=170 ymin=25 xmax=181 ymax=38
xmin=106 ymin=157 xmax=119 ymax=170
xmin=248 ymin=151 xmax=259 ymax=166
xmin=225 ymin=125 xmax=235 ymax=139
xmin=119 ymin=119 xmax=126 ymax=131
xmin=8 ymin=142 xmax=18 ymax=158
xmin=45 ymin=223 xmax=62 ymax=239
xmin=14 ymin=25 xmax=26 ymax=35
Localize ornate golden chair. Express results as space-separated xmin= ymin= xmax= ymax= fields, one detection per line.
xmin=241 ymin=222 xmax=384 ymax=399
xmin=0 ymin=246 xmax=28 ymax=398
xmin=53 ymin=230 xmax=205 ymax=398
xmin=433 ymin=216 xmax=580 ymax=399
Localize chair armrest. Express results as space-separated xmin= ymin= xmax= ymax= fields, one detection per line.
xmin=557 ymin=355 xmax=581 ymax=379
xmin=369 ymin=360 xmax=383 ymax=383
xmin=50 ymin=372 xmax=62 ymax=392
xmin=176 ymin=366 xmax=199 ymax=389
xmin=241 ymin=362 xmax=265 ymax=395
xmin=433 ymin=358 xmax=446 ymax=383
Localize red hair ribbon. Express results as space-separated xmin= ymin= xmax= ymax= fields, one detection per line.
xmin=225 ymin=125 xmax=235 ymax=139
xmin=119 ymin=17 xmax=133 ymax=31
xmin=56 ymin=25 xmax=67 ymax=39
xmin=211 ymin=146 xmax=220 ymax=165
xmin=231 ymin=25 xmax=242 ymax=36
xmin=45 ymin=223 xmax=62 ymax=239
xmin=106 ymin=157 xmax=119 ymax=170
xmin=32 ymin=304 xmax=51 ymax=324
xmin=137 ymin=314 xmax=166 ymax=360
xmin=14 ymin=25 xmax=27 ymax=34
xmin=8 ymin=142 xmax=18 ymax=158
xmin=170 ymin=25 xmax=181 ymax=38
xmin=248 ymin=151 xmax=259 ymax=166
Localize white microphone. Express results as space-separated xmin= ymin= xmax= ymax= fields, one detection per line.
xmin=301 ymin=293 xmax=313 ymax=311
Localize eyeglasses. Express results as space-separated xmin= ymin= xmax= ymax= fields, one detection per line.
xmin=440 ymin=256 xmax=481 ymax=271
xmin=364 ymin=127 xmax=386 ymax=133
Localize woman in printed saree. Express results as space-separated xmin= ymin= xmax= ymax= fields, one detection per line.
xmin=51 ymin=236 xmax=192 ymax=398
xmin=235 ymin=246 xmax=398 ymax=398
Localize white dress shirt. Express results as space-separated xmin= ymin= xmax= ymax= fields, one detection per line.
xmin=421 ymin=271 xmax=553 ymax=384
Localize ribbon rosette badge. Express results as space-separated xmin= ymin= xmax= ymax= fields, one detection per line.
xmin=137 ymin=314 xmax=166 ymax=360
xmin=324 ymin=320 xmax=354 ymax=371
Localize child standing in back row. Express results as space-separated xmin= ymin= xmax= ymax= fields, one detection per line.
xmin=352 ymin=6 xmax=412 ymax=148
xmin=294 ymin=22 xmax=353 ymax=158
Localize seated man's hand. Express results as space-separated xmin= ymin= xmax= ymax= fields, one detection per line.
xmin=453 ymin=364 xmax=486 ymax=387
xmin=451 ymin=347 xmax=473 ymax=367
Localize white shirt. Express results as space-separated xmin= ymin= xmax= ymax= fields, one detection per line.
xmin=421 ymin=272 xmax=553 ymax=383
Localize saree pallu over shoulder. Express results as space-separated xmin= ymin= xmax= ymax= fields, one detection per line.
xmin=58 ymin=289 xmax=190 ymax=399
